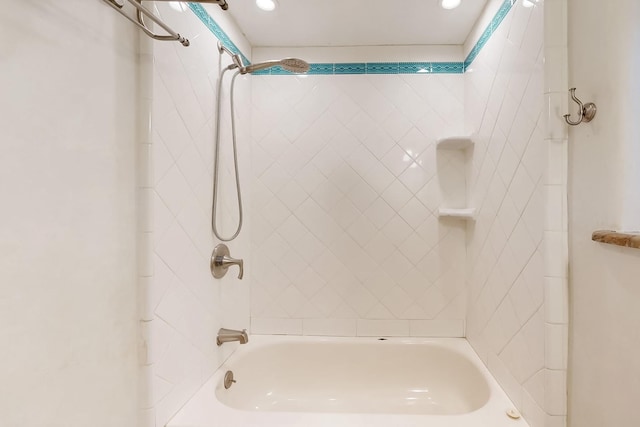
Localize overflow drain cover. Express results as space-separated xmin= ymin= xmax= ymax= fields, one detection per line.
xmin=224 ymin=371 xmax=236 ymax=389
xmin=506 ymin=409 xmax=521 ymax=420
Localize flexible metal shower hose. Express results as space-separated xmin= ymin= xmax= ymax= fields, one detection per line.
xmin=211 ymin=66 xmax=243 ymax=241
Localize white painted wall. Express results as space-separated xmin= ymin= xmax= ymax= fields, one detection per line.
xmin=0 ymin=1 xmax=138 ymax=426
xmin=567 ymin=1 xmax=640 ymax=426
xmin=138 ymin=4 xmax=252 ymax=426
xmin=249 ymin=50 xmax=467 ymax=337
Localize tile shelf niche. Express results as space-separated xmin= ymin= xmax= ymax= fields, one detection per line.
xmin=436 ymin=136 xmax=475 ymax=150
xmin=436 ymin=135 xmax=475 ymax=221
xmin=438 ymin=207 xmax=477 ymax=219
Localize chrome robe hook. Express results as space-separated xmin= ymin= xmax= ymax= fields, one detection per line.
xmin=564 ymin=88 xmax=597 ymax=126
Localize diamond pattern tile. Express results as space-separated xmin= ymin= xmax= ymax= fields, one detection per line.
xmin=381 ymin=215 xmax=414 ymax=247
xmin=252 ymin=73 xmax=465 ymax=330
xmin=346 ymin=178 xmax=378 ymax=212
xmin=382 ymin=145 xmax=413 ymax=177
xmin=364 ymin=198 xmax=395 ymax=230
xmin=147 ymin=12 xmax=253 ymax=426
xmin=381 ymin=179 xmax=414 ymax=211
xmin=463 ymin=2 xmax=548 ymax=423
xmin=363 ymin=163 xmax=395 ymax=194
xmin=311 ymin=180 xmax=343 ymax=212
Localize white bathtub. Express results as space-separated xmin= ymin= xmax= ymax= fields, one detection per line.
xmin=168 ymin=336 xmax=529 ymax=427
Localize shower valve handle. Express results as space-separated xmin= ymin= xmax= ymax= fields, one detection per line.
xmin=211 ymin=244 xmax=244 ymax=279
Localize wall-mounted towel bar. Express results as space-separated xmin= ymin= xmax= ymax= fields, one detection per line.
xmin=103 ymin=0 xmax=229 ymax=47
xmin=153 ymin=0 xmax=229 ymax=10
xmin=103 ymin=0 xmax=189 ymax=46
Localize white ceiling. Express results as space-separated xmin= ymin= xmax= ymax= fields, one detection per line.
xmin=225 ymin=0 xmax=489 ymax=48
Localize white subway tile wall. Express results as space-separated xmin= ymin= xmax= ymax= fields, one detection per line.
xmin=250 ymin=71 xmax=467 ymax=338
xmin=543 ymin=1 xmax=569 ymax=426
xmin=143 ymin=4 xmax=252 ymax=426
xmin=539 ymin=0 xmax=569 ymax=427
xmin=464 ymin=1 xmax=549 ymax=427
xmin=142 ymin=2 xmax=568 ymax=427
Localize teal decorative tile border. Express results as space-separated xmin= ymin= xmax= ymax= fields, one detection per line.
xmin=252 ymin=62 xmax=464 ymax=75
xmin=335 ymin=63 xmax=367 ymax=74
xmin=308 ymin=64 xmax=336 ymax=75
xmin=368 ymin=63 xmax=399 ymax=74
xmin=464 ymin=0 xmax=516 ymax=69
xmin=187 ymin=3 xmax=250 ymax=67
xmin=188 ymin=0 xmax=516 ymax=75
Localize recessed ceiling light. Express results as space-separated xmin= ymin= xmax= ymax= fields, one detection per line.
xmin=440 ymin=0 xmax=461 ymax=10
xmin=256 ymin=0 xmax=277 ymax=11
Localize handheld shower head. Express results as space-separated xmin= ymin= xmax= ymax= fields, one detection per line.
xmin=241 ymin=58 xmax=310 ymax=75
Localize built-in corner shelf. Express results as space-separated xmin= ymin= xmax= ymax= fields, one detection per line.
xmin=436 ymin=134 xmax=476 ymax=222
xmin=592 ymin=230 xmax=640 ymax=250
xmin=436 ymin=136 xmax=475 ymax=150
xmin=438 ymin=208 xmax=477 ymax=220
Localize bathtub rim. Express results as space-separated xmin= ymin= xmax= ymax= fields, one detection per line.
xmin=167 ymin=335 xmax=530 ymax=427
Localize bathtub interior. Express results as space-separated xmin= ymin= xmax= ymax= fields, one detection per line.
xmin=216 ymin=340 xmax=490 ymax=415
xmin=167 ymin=336 xmax=530 ymax=427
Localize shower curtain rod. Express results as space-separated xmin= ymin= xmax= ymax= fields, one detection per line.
xmin=103 ymin=0 xmax=230 ymax=47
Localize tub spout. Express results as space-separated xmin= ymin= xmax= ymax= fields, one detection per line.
xmin=217 ymin=328 xmax=249 ymax=346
